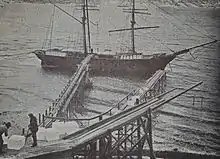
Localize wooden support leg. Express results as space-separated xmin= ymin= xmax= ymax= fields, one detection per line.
xmin=84 ymin=146 xmax=88 ymax=159
xmin=139 ymin=111 xmax=156 ymax=159
xmin=106 ymin=131 xmax=112 ymax=159
xmin=137 ymin=119 xmax=142 ymax=159
xmin=42 ymin=114 xmax=45 ymax=127
xmin=88 ymin=142 xmax=97 ymax=159
xmin=124 ymin=125 xmax=127 ymax=156
xmin=148 ymin=108 xmax=156 ymax=159
xmin=39 ymin=113 xmax=41 ymax=125
xmin=117 ymin=129 xmax=120 ymax=159
xmin=99 ymin=137 xmax=105 ymax=159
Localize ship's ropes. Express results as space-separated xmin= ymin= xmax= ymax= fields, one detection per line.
xmin=66 ymin=4 xmax=77 ymax=50
xmin=175 ymin=2 xmax=218 ymax=40
xmin=42 ymin=5 xmax=55 ymax=50
xmin=119 ymin=0 xmax=136 ymax=53
xmin=107 ymin=6 xmax=131 ymax=53
xmin=137 ymin=2 xmax=191 ymax=51
xmin=136 ymin=22 xmax=175 ymax=53
xmin=106 ymin=15 xmax=117 ymax=51
xmin=143 ymin=0 xmax=217 ymax=41
xmin=117 ymin=0 xmax=176 ymax=53
xmin=137 ymin=1 xmax=218 ymax=56
xmin=137 ymin=3 xmax=189 ymax=49
xmin=118 ymin=14 xmax=131 ymax=53
xmin=117 ymin=0 xmax=131 ymax=7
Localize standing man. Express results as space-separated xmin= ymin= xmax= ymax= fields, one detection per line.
xmin=0 ymin=122 xmax=11 ymax=154
xmin=28 ymin=113 xmax=38 ymax=147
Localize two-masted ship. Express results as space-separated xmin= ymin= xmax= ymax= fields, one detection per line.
xmin=33 ymin=0 xmax=217 ymax=78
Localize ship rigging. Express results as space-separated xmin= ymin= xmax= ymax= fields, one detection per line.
xmin=33 ymin=0 xmax=218 ymax=78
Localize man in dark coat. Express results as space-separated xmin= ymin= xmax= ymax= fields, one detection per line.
xmin=28 ymin=113 xmax=38 ymax=147
xmin=0 ymin=122 xmax=11 ymax=154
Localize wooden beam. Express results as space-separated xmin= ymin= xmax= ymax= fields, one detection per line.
xmin=121 ymin=134 xmax=147 ymax=159
xmin=148 ymin=108 xmax=156 ymax=159
xmin=137 ymin=119 xmax=142 ymax=159
xmin=151 ymin=82 xmax=203 ymax=111
xmin=44 ymin=115 xmax=90 ymax=121
xmin=174 ymin=40 xmax=218 ymax=56
xmin=52 ymin=3 xmax=82 ymax=24
xmin=140 ymin=117 xmax=151 ymax=149
xmin=110 ymin=125 xmax=141 ymax=156
xmin=76 ymin=8 xmax=100 ymax=11
xmin=109 ymin=26 xmax=159 ymax=33
xmin=75 ymin=4 xmax=98 ymax=8
xmin=117 ymin=5 xmax=129 ymax=7
xmin=123 ymin=11 xmax=151 ymax=15
xmin=123 ymin=8 xmax=148 ymax=11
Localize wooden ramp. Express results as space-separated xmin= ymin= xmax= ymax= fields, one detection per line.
xmin=13 ymin=82 xmax=202 ymax=159
xmin=39 ymin=54 xmax=94 ymax=128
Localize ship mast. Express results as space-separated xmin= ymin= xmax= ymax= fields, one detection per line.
xmin=48 ymin=1 xmax=98 ymax=55
xmin=82 ymin=2 xmax=87 ymax=55
xmin=108 ymin=1 xmax=159 ymax=54
xmin=131 ymin=0 xmax=136 ymax=54
xmin=85 ymin=0 xmax=91 ymax=52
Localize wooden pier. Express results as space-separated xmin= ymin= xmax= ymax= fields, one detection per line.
xmin=10 ymin=55 xmax=211 ymax=159
xmin=43 ymin=69 xmax=167 ymax=127
xmin=38 ymin=54 xmax=94 ymax=128
xmin=10 ymin=56 xmax=208 ymax=159
xmin=10 ymin=60 xmax=204 ymax=159
xmin=5 ymin=58 xmax=211 ymax=159
xmin=14 ymin=82 xmax=203 ymax=159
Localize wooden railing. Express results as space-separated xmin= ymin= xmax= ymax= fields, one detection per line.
xmin=38 ymin=54 xmax=94 ymax=128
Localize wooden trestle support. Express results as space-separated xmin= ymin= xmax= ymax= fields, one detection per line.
xmin=139 ymin=70 xmax=166 ymax=104
xmin=72 ymin=108 xmax=156 ymax=159
xmin=38 ymin=55 xmax=93 ymax=128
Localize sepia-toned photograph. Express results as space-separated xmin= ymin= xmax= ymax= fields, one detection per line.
xmin=0 ymin=0 xmax=219 ymax=158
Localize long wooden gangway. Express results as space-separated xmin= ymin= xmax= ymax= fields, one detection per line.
xmin=15 ymin=82 xmax=202 ymax=159
xmin=38 ymin=54 xmax=94 ymax=128
xmin=43 ymin=69 xmax=166 ymax=127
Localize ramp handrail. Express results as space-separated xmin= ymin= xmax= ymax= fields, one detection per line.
xmin=44 ymin=70 xmax=167 ymax=125
xmin=39 ymin=54 xmax=94 ymax=127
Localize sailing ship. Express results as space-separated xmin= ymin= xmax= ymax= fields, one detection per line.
xmin=33 ymin=0 xmax=217 ymax=78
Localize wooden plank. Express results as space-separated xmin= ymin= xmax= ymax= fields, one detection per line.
xmin=18 ymin=83 xmax=202 ymax=159
xmin=123 ymin=11 xmax=151 ymax=15
xmin=109 ymin=26 xmax=159 ymax=33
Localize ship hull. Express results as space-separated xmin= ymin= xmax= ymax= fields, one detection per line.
xmin=35 ymin=52 xmax=174 ymax=78
xmin=35 ymin=53 xmax=85 ymax=71
xmin=89 ymin=55 xmax=174 ymax=78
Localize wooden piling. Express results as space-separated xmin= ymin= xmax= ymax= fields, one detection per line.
xmin=124 ymin=125 xmax=127 ymax=154
xmin=117 ymin=104 xmax=120 ymax=110
xmin=107 ymin=131 xmax=112 ymax=159
xmin=39 ymin=113 xmax=41 ymax=124
xmin=22 ymin=128 xmax=25 ymax=136
xmin=193 ymin=96 xmax=195 ymax=105
xmin=99 ymin=115 xmax=103 ymax=121
xmin=42 ymin=114 xmax=45 ymax=127
xmin=148 ymin=108 xmax=156 ymax=159
xmin=99 ymin=137 xmax=105 ymax=159
xmin=131 ymin=123 xmax=134 ymax=147
xmin=137 ymin=119 xmax=142 ymax=159
xmin=89 ymin=142 xmax=97 ymax=159
xmin=117 ymin=129 xmax=120 ymax=159
xmin=201 ymin=96 xmax=204 ymax=105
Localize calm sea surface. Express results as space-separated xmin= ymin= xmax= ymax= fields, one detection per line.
xmin=0 ymin=0 xmax=219 ymax=155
